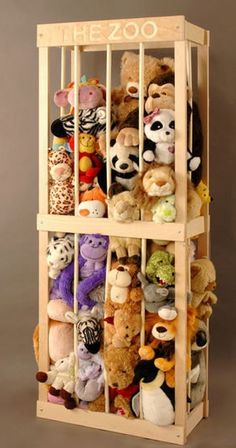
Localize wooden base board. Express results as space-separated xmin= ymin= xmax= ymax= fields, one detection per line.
xmin=36 ymin=400 xmax=204 ymax=445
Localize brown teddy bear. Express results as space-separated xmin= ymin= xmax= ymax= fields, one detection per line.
xmin=105 ymin=308 xmax=141 ymax=348
xmin=112 ymin=51 xmax=174 ymax=146
xmin=104 ymin=345 xmax=139 ymax=417
xmin=191 ymin=258 xmax=218 ymax=318
xmin=105 ymin=260 xmax=143 ymax=317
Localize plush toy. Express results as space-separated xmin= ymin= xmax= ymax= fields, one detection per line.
xmin=54 ymin=78 xmax=106 ymax=111
xmin=196 ymin=180 xmax=212 ymax=205
xmin=191 ymin=258 xmax=217 ymax=318
xmin=138 ymin=272 xmax=176 ymax=318
xmin=146 ymin=250 xmax=175 ymax=287
xmin=54 ymin=234 xmax=108 ymax=309
xmin=52 ymin=136 xmax=71 ymax=152
xmin=151 ymin=194 xmax=176 ymax=224
xmin=69 ymin=133 xmax=103 ymax=184
xmin=78 ymin=187 xmax=107 ymax=218
xmin=145 ymin=74 xmax=175 ymax=114
xmin=139 ymin=307 xmax=196 ymax=388
xmin=48 ymin=148 xmax=74 ymax=215
xmin=109 ymin=141 xmax=139 ymax=190
xmin=105 ymin=260 xmax=143 ymax=317
xmin=107 ymin=187 xmax=139 ymax=223
xmin=110 ymin=236 xmax=141 ymax=264
xmin=75 ymin=342 xmax=104 ymax=402
xmin=66 ymin=307 xmax=102 ymax=354
xmin=105 ymin=308 xmax=141 ymax=348
xmin=104 ymin=345 xmax=139 ymax=417
xmin=46 ymin=234 xmax=74 ymax=279
xmin=190 ymin=318 xmax=208 ymax=409
xmin=187 ymin=180 xmax=203 ymax=220
xmin=51 ymin=107 xmax=107 ymax=139
xmin=143 ymin=108 xmax=175 ymax=165
xmin=133 ymin=360 xmax=175 ymax=426
xmin=36 ymin=352 xmax=76 ymax=409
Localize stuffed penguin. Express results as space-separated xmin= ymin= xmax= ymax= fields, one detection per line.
xmin=132 ymin=359 xmax=175 ymax=426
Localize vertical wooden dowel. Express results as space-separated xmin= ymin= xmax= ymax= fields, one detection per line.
xmin=38 ymin=47 xmax=49 ymax=402
xmin=73 ymin=46 xmax=80 ymax=388
xmin=104 ymin=43 xmax=112 ymax=414
xmin=60 ymin=46 xmax=66 ymax=117
xmin=174 ymin=41 xmax=188 ymax=437
xmin=138 ymin=42 xmax=146 ymax=420
xmin=197 ymin=32 xmax=210 ymax=418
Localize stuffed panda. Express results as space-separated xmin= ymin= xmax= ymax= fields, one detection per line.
xmin=110 ymin=141 xmax=139 ymax=191
xmin=143 ymin=108 xmax=175 ymax=165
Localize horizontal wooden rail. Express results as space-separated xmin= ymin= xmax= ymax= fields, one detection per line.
xmin=37 ymin=401 xmax=185 ymax=445
xmin=37 ymin=214 xmax=206 ymax=240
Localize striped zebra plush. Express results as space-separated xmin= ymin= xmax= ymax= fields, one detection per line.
xmin=51 ymin=107 xmax=108 ymax=138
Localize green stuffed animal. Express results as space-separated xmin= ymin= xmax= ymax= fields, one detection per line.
xmin=146 ymin=250 xmax=175 ymax=287
xmin=151 ymin=194 xmax=176 ymax=224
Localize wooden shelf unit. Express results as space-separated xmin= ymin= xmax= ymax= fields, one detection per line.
xmin=37 ymin=16 xmax=210 ymax=445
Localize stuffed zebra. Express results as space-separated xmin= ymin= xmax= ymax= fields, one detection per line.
xmin=47 ymin=234 xmax=74 ymax=279
xmin=51 ymin=107 xmax=108 ymax=138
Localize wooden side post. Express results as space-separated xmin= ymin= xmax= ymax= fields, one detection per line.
xmin=197 ymin=31 xmax=210 ymax=418
xmin=174 ymin=40 xmax=188 ymax=440
xmin=38 ymin=47 xmax=49 ymax=402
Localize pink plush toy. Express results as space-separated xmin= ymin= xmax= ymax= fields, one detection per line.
xmin=54 ymin=79 xmax=106 ymax=110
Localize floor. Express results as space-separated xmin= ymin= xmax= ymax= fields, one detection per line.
xmin=1 ymin=278 xmax=235 ymax=448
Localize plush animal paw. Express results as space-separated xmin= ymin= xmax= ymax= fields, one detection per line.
xmin=139 ymin=345 xmax=155 ymax=360
xmin=117 ymin=128 xmax=139 ymax=147
xmin=165 ymin=369 xmax=175 ymax=388
xmin=154 ymin=357 xmax=175 ymax=372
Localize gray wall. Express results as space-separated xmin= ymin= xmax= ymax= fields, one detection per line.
xmin=0 ymin=1 xmax=235 ymax=447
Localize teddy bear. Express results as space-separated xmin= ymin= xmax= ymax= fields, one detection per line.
xmin=104 ymin=345 xmax=139 ymax=417
xmin=113 ymin=51 xmax=174 ymax=147
xmin=36 ymin=352 xmax=76 ymax=409
xmin=69 ymin=133 xmax=103 ymax=185
xmin=107 ymin=186 xmax=139 ymax=223
xmin=46 ymin=233 xmax=74 ymax=279
xmin=75 ymin=342 xmax=104 ymax=402
xmin=104 ymin=308 xmax=141 ymax=349
xmin=145 ymin=72 xmax=175 ymax=114
xmin=109 ymin=236 xmax=141 ymax=264
xmin=146 ymin=250 xmax=175 ymax=287
xmin=190 ymin=318 xmax=208 ymax=409
xmin=143 ymin=108 xmax=175 ymax=165
xmin=48 ymin=148 xmax=74 ymax=215
xmin=191 ymin=258 xmax=217 ymax=319
xmin=105 ymin=260 xmax=143 ymax=317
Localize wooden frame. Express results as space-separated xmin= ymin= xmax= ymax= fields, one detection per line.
xmin=37 ymin=16 xmax=210 ymax=445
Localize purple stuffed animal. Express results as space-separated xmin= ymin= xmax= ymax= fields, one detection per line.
xmin=51 ymin=234 xmax=109 ymax=309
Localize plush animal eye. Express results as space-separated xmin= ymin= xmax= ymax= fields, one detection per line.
xmin=161 ymin=92 xmax=167 ymax=95
xmin=122 ymin=370 xmax=126 ymax=373
xmin=126 ymin=325 xmax=129 ymax=329
xmin=60 ymin=257 xmax=64 ymax=261
xmin=89 ymin=239 xmax=92 ymax=244
xmin=98 ymin=241 xmax=102 ymax=245
xmin=150 ymin=121 xmax=163 ymax=131
xmin=169 ymin=120 xmax=175 ymax=129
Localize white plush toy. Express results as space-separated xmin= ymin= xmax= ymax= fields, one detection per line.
xmin=36 ymin=352 xmax=76 ymax=409
xmin=47 ymin=234 xmax=74 ymax=279
xmin=151 ymin=194 xmax=176 ymax=224
xmin=143 ymin=108 xmax=175 ymax=165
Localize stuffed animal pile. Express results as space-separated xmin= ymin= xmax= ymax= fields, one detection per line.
xmin=34 ymin=51 xmax=218 ymax=423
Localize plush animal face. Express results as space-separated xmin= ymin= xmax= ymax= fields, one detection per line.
xmin=108 ymin=190 xmax=139 ymax=222
xmin=47 ymin=235 xmax=74 ymax=279
xmin=146 ymin=250 xmax=175 ymax=286
xmin=80 ymin=234 xmax=109 ymax=262
xmin=110 ymin=142 xmax=139 ymax=175
xmin=151 ymin=318 xmax=177 ymax=341
xmin=77 ymin=342 xmax=92 ymax=360
xmin=66 ymin=310 xmax=101 ymax=354
xmin=142 ymin=165 xmax=175 ymax=197
xmin=51 ymin=107 xmax=107 ymax=138
xmin=105 ymin=345 xmax=138 ymax=389
xmin=54 ymin=79 xmax=106 ymax=110
xmin=69 ymin=133 xmax=96 ymax=154
xmin=145 ymin=83 xmax=175 ymax=114
xmin=108 ymin=261 xmax=140 ymax=304
xmin=48 ymin=148 xmax=73 ymax=181
xmin=54 ymin=356 xmax=71 ymax=372
xmin=151 ymin=195 xmax=176 ymax=224
xmin=144 ymin=109 xmax=175 ymax=144
xmin=78 ymin=200 xmax=106 ymax=218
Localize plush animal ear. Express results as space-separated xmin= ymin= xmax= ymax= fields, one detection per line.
xmin=65 ymin=311 xmax=78 ymax=324
xmin=98 ymin=83 xmax=106 ymax=100
xmin=191 ymin=264 xmax=201 ymax=279
xmin=54 ymin=89 xmax=70 ymax=107
xmin=108 ymin=183 xmax=125 ymax=199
